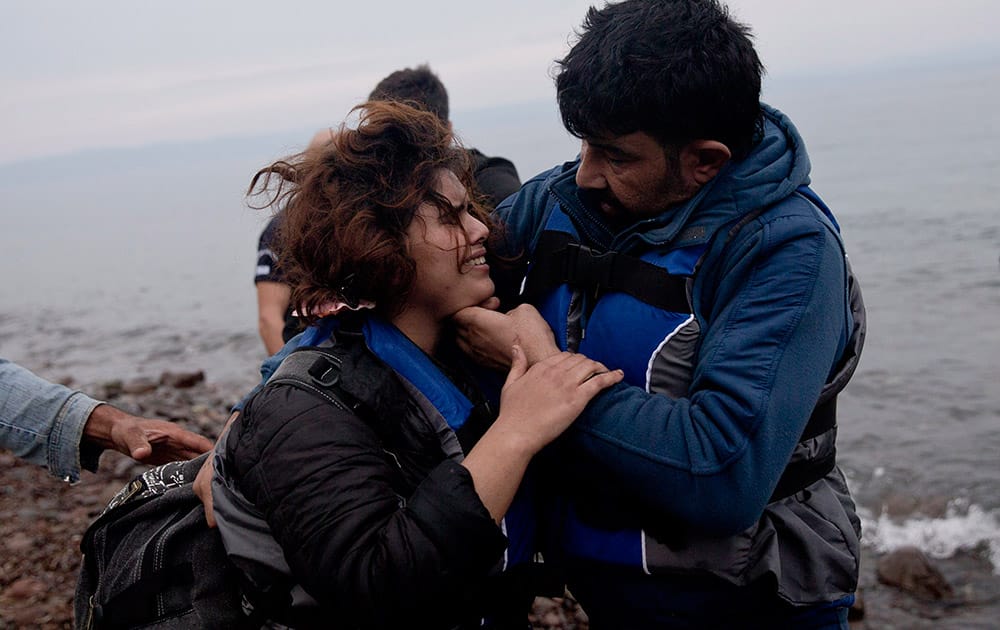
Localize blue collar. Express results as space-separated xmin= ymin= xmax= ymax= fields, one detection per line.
xmin=300 ymin=316 xmax=474 ymax=430
xmin=362 ymin=317 xmax=473 ymax=431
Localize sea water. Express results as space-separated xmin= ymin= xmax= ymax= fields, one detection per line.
xmin=1 ymin=61 xmax=998 ymax=572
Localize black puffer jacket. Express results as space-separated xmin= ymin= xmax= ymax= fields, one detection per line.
xmin=214 ymin=328 xmax=525 ymax=629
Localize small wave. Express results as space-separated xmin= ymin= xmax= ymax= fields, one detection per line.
xmin=860 ymin=499 xmax=1000 ymax=574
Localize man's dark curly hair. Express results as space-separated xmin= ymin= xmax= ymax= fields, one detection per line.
xmin=369 ymin=64 xmax=450 ymax=123
xmin=556 ymin=0 xmax=764 ymax=159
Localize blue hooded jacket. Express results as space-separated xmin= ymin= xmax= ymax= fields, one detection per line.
xmin=492 ymin=104 xmax=862 ymax=613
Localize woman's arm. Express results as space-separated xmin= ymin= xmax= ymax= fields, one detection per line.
xmin=462 ymin=347 xmax=622 ymax=522
xmin=226 ymin=348 xmax=620 ymax=625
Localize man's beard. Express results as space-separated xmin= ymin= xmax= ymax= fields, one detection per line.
xmin=578 ymin=187 xmax=628 ymax=222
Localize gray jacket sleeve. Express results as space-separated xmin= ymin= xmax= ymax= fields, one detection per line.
xmin=0 ymin=358 xmax=102 ymax=481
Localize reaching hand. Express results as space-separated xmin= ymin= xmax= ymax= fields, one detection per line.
xmin=84 ymin=404 xmax=214 ymax=465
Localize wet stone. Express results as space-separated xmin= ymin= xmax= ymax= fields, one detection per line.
xmin=5 ymin=532 xmax=34 ymax=554
xmin=877 ymin=546 xmax=955 ymax=601
xmin=122 ymin=377 xmax=159 ymax=394
xmin=160 ymin=370 xmax=205 ymax=388
xmin=4 ymin=577 xmax=48 ymax=599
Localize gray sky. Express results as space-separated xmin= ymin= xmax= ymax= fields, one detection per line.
xmin=1 ymin=0 xmax=997 ymax=165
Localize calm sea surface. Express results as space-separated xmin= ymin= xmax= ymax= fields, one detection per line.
xmin=1 ymin=61 xmax=998 ymax=568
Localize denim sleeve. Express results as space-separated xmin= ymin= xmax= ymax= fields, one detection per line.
xmin=0 ymin=358 xmax=102 ymax=482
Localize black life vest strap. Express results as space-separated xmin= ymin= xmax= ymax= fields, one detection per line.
xmin=521 ymin=231 xmax=692 ymax=314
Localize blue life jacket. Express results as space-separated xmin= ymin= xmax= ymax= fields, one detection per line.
xmin=522 ymin=186 xmax=860 ymax=576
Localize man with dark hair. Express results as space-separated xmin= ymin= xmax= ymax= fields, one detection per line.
xmin=255 ymin=64 xmax=520 ymax=354
xmin=455 ymin=0 xmax=865 ymax=626
xmin=368 ymin=64 xmax=521 ymax=209
xmin=369 ymin=63 xmax=450 ymax=124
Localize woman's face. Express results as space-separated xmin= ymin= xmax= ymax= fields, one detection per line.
xmin=404 ymin=169 xmax=493 ymax=320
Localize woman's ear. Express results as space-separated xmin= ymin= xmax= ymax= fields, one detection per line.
xmin=680 ymin=140 xmax=732 ymax=186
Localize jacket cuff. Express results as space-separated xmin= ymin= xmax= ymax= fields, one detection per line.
xmin=49 ymin=392 xmax=102 ymax=482
xmin=407 ymin=459 xmax=508 ymax=572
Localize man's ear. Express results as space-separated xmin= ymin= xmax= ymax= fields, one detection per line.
xmin=680 ymin=140 xmax=731 ymax=186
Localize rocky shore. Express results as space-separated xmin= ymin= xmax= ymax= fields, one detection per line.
xmin=2 ymin=371 xmax=998 ymax=629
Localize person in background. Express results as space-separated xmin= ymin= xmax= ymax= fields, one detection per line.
xmin=254 ymin=211 xmax=299 ymax=355
xmin=1 ymin=358 xmax=213 ymax=482
xmin=367 ymin=64 xmax=522 ymax=209
xmin=254 ymin=64 xmax=520 ymax=355
xmin=214 ymin=101 xmax=620 ymax=628
xmin=453 ymin=0 xmax=866 ymax=627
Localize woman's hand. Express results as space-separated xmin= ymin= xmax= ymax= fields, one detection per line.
xmin=495 ymin=346 xmax=622 ymax=455
xmin=461 ymin=345 xmax=622 ymax=523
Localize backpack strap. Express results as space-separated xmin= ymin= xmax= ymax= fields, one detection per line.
xmin=266 ymin=316 xmax=370 ymax=419
xmin=268 ymin=349 xmax=358 ymax=414
xmin=229 ymin=328 xmax=381 ymax=627
xmin=521 ymin=231 xmax=691 ymax=313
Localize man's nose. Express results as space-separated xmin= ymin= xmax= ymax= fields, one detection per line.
xmin=575 ymin=143 xmax=606 ymax=190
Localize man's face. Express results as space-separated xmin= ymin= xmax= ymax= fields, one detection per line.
xmin=575 ymin=131 xmax=697 ymax=226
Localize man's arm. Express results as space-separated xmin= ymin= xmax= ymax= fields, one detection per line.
xmin=559 ymin=213 xmax=851 ymax=535
xmin=464 ymin=200 xmax=851 ymax=535
xmin=1 ymin=359 xmax=212 ymax=481
xmin=81 ymin=403 xmax=213 ymax=465
xmin=2 ymin=358 xmax=98 ymax=481
xmin=256 ymin=280 xmax=292 ymax=355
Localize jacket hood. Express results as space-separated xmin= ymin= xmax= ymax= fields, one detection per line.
xmin=549 ymin=103 xmax=813 ymax=249
xmin=717 ymin=103 xmax=812 ymax=215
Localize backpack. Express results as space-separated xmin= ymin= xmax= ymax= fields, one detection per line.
xmin=73 ymin=350 xmax=367 ymax=630
xmin=74 ymin=454 xmax=249 ymax=630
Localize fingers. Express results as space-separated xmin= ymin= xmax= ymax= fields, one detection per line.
xmin=121 ymin=424 xmax=154 ymax=461
xmin=174 ymin=429 xmax=215 ymax=455
xmin=452 ymin=305 xmax=490 ymax=325
xmin=565 ymin=354 xmax=611 ymax=383
xmin=506 ymin=344 xmax=528 ymax=382
xmin=582 ymin=370 xmax=610 ymax=383
xmin=477 ymin=296 xmax=501 ymax=311
xmin=107 ymin=418 xmax=154 ymax=461
xmin=580 ymin=367 xmax=624 ymax=393
xmin=131 ymin=420 xmax=213 ymax=463
xmin=193 ymin=455 xmax=217 ymax=528
xmin=530 ymin=352 xmax=622 ymax=391
xmin=506 ymin=303 xmax=542 ymax=318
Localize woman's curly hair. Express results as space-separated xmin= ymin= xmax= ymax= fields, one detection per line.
xmin=248 ymin=100 xmax=492 ymax=324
